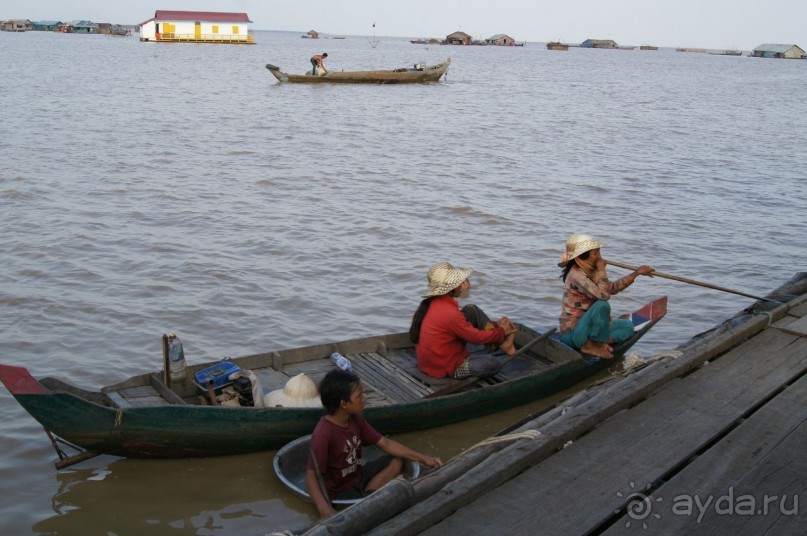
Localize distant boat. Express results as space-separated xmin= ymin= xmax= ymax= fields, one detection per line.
xmin=265 ymin=58 xmax=451 ymax=84
xmin=640 ymin=45 xmax=658 ymax=51
xmin=709 ymin=49 xmax=742 ymax=56
xmin=546 ymin=41 xmax=569 ymax=51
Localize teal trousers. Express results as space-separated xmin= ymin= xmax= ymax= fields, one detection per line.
xmin=560 ymin=300 xmax=634 ymax=350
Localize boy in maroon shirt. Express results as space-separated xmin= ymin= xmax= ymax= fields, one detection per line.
xmin=306 ymin=369 xmax=443 ymax=518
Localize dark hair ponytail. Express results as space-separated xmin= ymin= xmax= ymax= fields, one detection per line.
xmin=409 ymin=299 xmax=432 ymax=344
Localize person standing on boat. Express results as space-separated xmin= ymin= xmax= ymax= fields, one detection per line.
xmin=306 ymin=369 xmax=442 ymax=518
xmin=558 ymin=234 xmax=654 ymax=359
xmin=410 ymin=262 xmax=517 ymax=379
xmin=310 ymin=52 xmax=328 ymax=75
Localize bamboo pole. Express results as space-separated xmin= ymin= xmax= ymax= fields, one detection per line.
xmin=606 ymin=260 xmax=780 ymax=303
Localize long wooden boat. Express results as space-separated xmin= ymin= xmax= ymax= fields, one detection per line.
xmin=546 ymin=42 xmax=570 ymax=51
xmin=0 ymin=297 xmax=666 ymax=466
xmin=273 ymin=434 xmax=420 ymax=505
xmin=265 ymin=58 xmax=450 ymax=84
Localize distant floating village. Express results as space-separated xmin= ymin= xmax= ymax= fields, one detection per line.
xmin=1 ymin=11 xmax=256 ymax=44
xmin=2 ymin=14 xmax=805 ymax=60
xmin=0 ymin=18 xmax=131 ymax=35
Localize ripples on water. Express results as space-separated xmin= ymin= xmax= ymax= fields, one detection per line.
xmin=1 ymin=30 xmax=805 ymax=534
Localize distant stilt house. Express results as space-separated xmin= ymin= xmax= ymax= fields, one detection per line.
xmin=581 ymin=39 xmax=617 ymax=49
xmin=751 ymin=43 xmax=805 ymax=59
xmin=32 ymin=21 xmax=63 ymax=32
xmin=303 ymin=30 xmax=319 ymax=39
xmin=445 ymin=31 xmax=472 ymax=45
xmin=485 ymin=34 xmax=515 ymax=46
xmin=66 ymin=21 xmax=101 ymax=34
xmin=1 ymin=19 xmax=33 ymax=32
xmin=139 ymin=10 xmax=255 ymax=44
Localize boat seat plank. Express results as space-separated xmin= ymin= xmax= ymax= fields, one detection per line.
xmin=253 ymin=367 xmax=296 ymax=394
xmin=148 ymin=373 xmax=187 ymax=405
xmin=111 ymin=386 xmax=172 ymax=407
xmin=104 ymin=391 xmax=132 ymax=408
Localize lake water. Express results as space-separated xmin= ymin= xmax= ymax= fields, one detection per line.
xmin=1 ymin=29 xmax=805 ymax=535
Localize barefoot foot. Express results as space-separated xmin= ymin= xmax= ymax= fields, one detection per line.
xmin=500 ymin=331 xmax=516 ymax=356
xmin=580 ymin=340 xmax=613 ymax=359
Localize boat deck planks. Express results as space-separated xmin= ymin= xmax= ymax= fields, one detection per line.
xmin=357 ymin=352 xmax=435 ymax=399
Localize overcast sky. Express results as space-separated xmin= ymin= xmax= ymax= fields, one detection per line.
xmin=4 ymin=0 xmax=806 ymax=50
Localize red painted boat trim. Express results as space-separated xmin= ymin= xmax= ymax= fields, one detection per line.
xmin=0 ymin=365 xmax=49 ymax=395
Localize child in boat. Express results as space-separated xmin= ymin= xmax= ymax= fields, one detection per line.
xmin=558 ymin=234 xmax=654 ymax=358
xmin=306 ymin=369 xmax=443 ymax=519
xmin=410 ymin=262 xmax=517 ymax=379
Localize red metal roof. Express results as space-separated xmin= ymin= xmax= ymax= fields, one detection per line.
xmin=153 ymin=11 xmax=252 ymax=23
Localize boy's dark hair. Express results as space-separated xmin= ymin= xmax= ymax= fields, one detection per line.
xmin=319 ymin=369 xmax=360 ymax=414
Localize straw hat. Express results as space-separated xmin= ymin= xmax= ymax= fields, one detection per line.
xmin=558 ymin=234 xmax=605 ymax=267
xmin=422 ymin=262 xmax=474 ymax=298
xmin=263 ymin=373 xmax=322 ymax=408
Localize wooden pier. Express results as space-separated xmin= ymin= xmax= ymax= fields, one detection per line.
xmin=290 ymin=273 xmax=807 ymax=536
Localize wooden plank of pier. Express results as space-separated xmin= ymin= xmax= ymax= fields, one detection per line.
xmin=413 ymin=325 xmax=807 ymax=535
xmin=608 ymin=373 xmax=806 ymax=534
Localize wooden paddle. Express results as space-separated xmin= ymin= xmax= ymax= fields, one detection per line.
xmin=425 ymin=327 xmax=558 ymax=399
xmin=606 ymin=260 xmax=780 ymax=303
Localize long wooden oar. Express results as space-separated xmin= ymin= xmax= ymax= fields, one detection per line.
xmin=606 ymin=260 xmax=780 ymax=303
xmin=425 ymin=327 xmax=558 ymax=399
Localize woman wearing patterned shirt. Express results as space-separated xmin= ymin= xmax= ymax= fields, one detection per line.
xmin=558 ymin=234 xmax=654 ymax=358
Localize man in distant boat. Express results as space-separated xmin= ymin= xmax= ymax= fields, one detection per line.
xmin=310 ymin=52 xmax=328 ymax=75
xmin=558 ymin=234 xmax=654 ymax=359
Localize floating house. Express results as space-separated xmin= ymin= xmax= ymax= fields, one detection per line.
xmin=32 ymin=21 xmax=63 ymax=31
xmin=302 ymin=30 xmax=319 ymax=39
xmin=485 ymin=34 xmax=515 ymax=46
xmin=751 ymin=43 xmax=805 ymax=59
xmin=581 ymin=39 xmax=617 ymax=49
xmin=139 ymin=10 xmax=254 ymax=44
xmin=64 ymin=20 xmax=100 ymax=34
xmin=1 ymin=19 xmax=32 ymax=32
xmin=445 ymin=31 xmax=472 ymax=45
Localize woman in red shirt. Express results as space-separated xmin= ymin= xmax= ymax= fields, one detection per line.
xmin=409 ymin=262 xmax=516 ymax=379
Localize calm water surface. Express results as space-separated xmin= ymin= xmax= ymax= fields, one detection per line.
xmin=1 ymin=30 xmax=805 ymax=534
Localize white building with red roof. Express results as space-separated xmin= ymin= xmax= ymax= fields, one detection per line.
xmin=138 ymin=10 xmax=254 ymax=44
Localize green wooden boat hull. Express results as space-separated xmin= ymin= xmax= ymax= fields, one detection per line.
xmin=0 ymin=297 xmax=667 ymax=461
